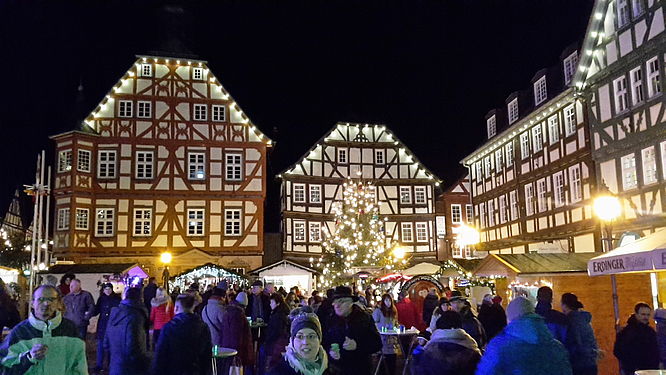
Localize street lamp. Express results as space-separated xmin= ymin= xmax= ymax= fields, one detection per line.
xmin=457 ymin=224 xmax=480 ymax=247
xmin=593 ymin=194 xmax=621 ymax=332
xmin=392 ymin=246 xmax=407 ymax=261
xmin=160 ymin=252 xmax=172 ymax=293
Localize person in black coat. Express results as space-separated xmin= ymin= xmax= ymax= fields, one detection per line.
xmin=477 ymin=295 xmax=507 ymax=340
xmin=422 ymin=289 xmax=439 ymax=328
xmin=614 ymin=302 xmax=660 ymax=375
xmin=248 ymin=280 xmax=271 ymax=322
xmin=450 ymin=296 xmax=487 ymax=349
xmin=262 ymin=293 xmax=291 ymax=372
xmin=322 ymin=286 xmax=382 ymax=375
xmin=93 ymin=283 xmax=121 ymax=372
xmin=267 ymin=313 xmax=330 ymax=375
xmin=104 ymin=287 xmax=149 ymax=375
xmin=152 ymin=294 xmax=212 ymax=375
xmin=534 ymin=286 xmax=567 ymax=343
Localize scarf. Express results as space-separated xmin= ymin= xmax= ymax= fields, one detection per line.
xmin=284 ymin=341 xmax=328 ymax=375
xmin=427 ymin=328 xmax=482 ymax=354
xmin=151 ymin=295 xmax=170 ymax=308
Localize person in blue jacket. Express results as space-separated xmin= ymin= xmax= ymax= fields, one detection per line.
xmin=561 ymin=293 xmax=599 ymax=375
xmin=475 ymin=296 xmax=572 ymax=375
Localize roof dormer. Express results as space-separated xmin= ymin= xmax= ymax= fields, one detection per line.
xmin=506 ymin=92 xmax=520 ymax=124
xmin=532 ymin=70 xmax=548 ymax=106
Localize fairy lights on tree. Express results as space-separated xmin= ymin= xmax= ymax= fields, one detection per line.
xmin=313 ymin=178 xmax=393 ymax=288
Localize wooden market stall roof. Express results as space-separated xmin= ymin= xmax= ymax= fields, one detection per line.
xmin=474 ymin=253 xmax=599 ymax=277
xmin=249 ymin=259 xmax=319 ymax=275
xmin=40 ymin=263 xmax=139 ymax=274
xmin=172 ymin=262 xmax=245 ymax=279
xmin=454 ymin=258 xmax=483 ymax=273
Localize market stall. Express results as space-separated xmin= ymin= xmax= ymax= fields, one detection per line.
xmin=38 ymin=263 xmax=148 ymax=295
xmin=249 ymin=260 xmax=318 ymax=294
xmin=172 ymin=263 xmax=246 ymax=291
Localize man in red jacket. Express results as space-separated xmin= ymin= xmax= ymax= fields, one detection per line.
xmin=395 ymin=292 xmax=421 ymax=330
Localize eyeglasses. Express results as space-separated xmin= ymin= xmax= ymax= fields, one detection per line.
xmin=294 ymin=333 xmax=318 ymax=341
xmin=34 ymin=297 xmax=57 ymax=303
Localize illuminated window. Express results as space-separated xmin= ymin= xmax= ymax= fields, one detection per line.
xmin=187 ymin=209 xmax=205 ymax=236
xmin=401 ymin=223 xmax=414 ymax=242
xmin=77 ymin=150 xmax=91 ymax=173
xmin=451 ymin=204 xmax=462 ymax=224
xmin=58 ymin=150 xmax=72 ymax=172
xmin=309 ymin=222 xmax=321 ymax=242
xmin=309 ymin=185 xmax=321 ymax=203
xmin=564 ymin=105 xmax=576 ymax=136
xmin=294 ymin=221 xmax=305 ymax=242
xmin=400 ymin=187 xmax=412 ymax=204
xmin=75 ymin=208 xmax=89 ymax=230
xmin=95 ymin=208 xmax=114 ymax=237
xmin=415 ymin=222 xmax=428 ymax=242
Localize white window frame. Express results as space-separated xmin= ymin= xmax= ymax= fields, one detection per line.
xmin=537 ymin=179 xmax=548 ymax=213
xmin=135 ymin=151 xmax=154 ymax=179
xmin=495 ymin=149 xmax=503 ymax=172
xmin=75 ymin=208 xmax=88 ymax=230
xmin=632 ymin=0 xmax=644 ymax=18
xmin=508 ymin=98 xmax=519 ymax=124
xmin=487 ymin=115 xmax=496 ymax=138
xmin=401 ymin=223 xmax=414 ymax=243
xmin=475 ymin=162 xmax=483 ymax=180
xmin=525 ymin=184 xmax=535 ymax=216
xmin=187 ymin=209 xmax=205 ymax=236
xmin=98 ymin=150 xmax=116 ymax=179
xmin=415 ymin=222 xmax=428 ymax=243
xmin=140 ymin=63 xmax=152 ymax=77
xmin=57 ymin=208 xmax=70 ymax=230
xmin=563 ymin=52 xmax=578 ymax=85
xmin=58 ymin=150 xmax=72 ymax=172
xmin=614 ymin=76 xmax=629 ymax=113
xmin=337 ymin=148 xmax=348 ymax=164
xmin=119 ymin=100 xmax=133 ymax=118
xmin=478 ymin=203 xmax=486 ymax=228
xmin=212 ymin=105 xmax=226 ymax=122
xmin=569 ymin=165 xmax=583 ymax=203
xmin=642 ymin=146 xmax=657 ymax=185
xmin=133 ymin=208 xmax=152 ymax=236
xmin=414 ymin=186 xmax=427 ymax=204
xmin=137 ymin=101 xmax=151 ymax=118
xmin=225 ymin=153 xmax=243 ymax=181
xmin=193 ymin=67 xmax=204 ymax=80
xmin=488 ymin=200 xmax=495 ymax=227
xmin=484 ymin=156 xmax=492 ymax=176
xmin=564 ymin=104 xmax=576 ymax=136
xmin=505 ymin=142 xmax=514 ymax=167
xmin=466 ymin=204 xmax=473 ymax=224
xmin=548 ymin=116 xmax=560 ymax=144
xmin=294 ymin=221 xmax=306 ymax=242
xmin=532 ymin=125 xmax=543 ymax=152
xmin=617 ymin=0 xmax=630 ymax=28
xmin=77 ymin=150 xmax=91 ymax=173
xmin=647 ymin=57 xmax=661 ymax=98
xmin=309 ymin=222 xmax=321 ymax=243
xmin=293 ymin=184 xmax=306 ymax=203
xmin=309 ymin=185 xmax=321 ymax=204
xmin=509 ymin=191 xmax=518 ymax=220
xmin=520 ymin=133 xmax=530 ymax=159
xmin=375 ymin=149 xmax=385 ymax=165
xmin=451 ymin=204 xmax=462 ymax=224
xmin=534 ymin=76 xmax=547 ymax=105
xmin=621 ymin=153 xmax=638 ymax=190
xmin=554 ymin=172 xmax=565 ymax=207
xmin=499 ymin=195 xmax=507 ymax=224
xmin=188 ymin=152 xmax=206 ymax=180
xmin=225 ymin=209 xmax=242 ymax=237
xmin=400 ymin=186 xmax=412 ymax=204
xmin=95 ymin=208 xmax=114 ymax=237
xmin=630 ymin=67 xmax=644 ymax=105
xmin=193 ymin=104 xmax=207 ymax=121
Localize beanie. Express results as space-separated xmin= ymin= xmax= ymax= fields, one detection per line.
xmin=507 ymin=296 xmax=534 ymax=322
xmin=290 ymin=313 xmax=322 ymax=341
xmin=236 ymin=291 xmax=248 ymax=306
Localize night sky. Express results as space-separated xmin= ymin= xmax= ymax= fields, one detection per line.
xmin=0 ymin=0 xmax=594 ymax=232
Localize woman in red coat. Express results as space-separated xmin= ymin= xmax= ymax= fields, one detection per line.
xmin=150 ymin=287 xmax=174 ymax=350
xmin=395 ymin=292 xmax=422 ymax=331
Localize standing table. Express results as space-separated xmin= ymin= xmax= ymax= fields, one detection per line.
xmin=375 ymin=329 xmax=419 ymax=375
xmin=211 ymin=347 xmax=238 ymax=375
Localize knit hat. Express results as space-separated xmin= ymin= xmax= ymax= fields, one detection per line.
xmin=236 ymin=291 xmax=249 ymax=306
xmin=506 ymin=296 xmax=534 ymax=322
xmin=290 ymin=313 xmax=322 ymax=341
xmin=561 ymin=293 xmax=583 ymax=310
xmin=252 ymin=280 xmax=263 ymax=288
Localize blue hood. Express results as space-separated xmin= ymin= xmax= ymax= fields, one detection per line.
xmin=504 ymin=313 xmax=553 ymax=344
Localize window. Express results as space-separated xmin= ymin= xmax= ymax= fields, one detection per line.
xmin=647 ymin=57 xmax=661 ymax=98
xmin=309 ymin=185 xmax=321 ymax=203
xmin=532 ymin=125 xmax=543 ymax=152
xmin=375 ymin=149 xmax=385 ymax=165
xmin=548 ymin=116 xmax=560 ymax=144
xmin=484 ymin=156 xmax=492 ymax=176
xmin=478 ymin=203 xmax=486 ymax=228
xmin=451 ymin=204 xmax=462 ymax=224
xmin=293 ymin=184 xmax=306 ymax=203
xmin=642 ymin=146 xmax=657 ymax=184
xmin=475 ymin=162 xmax=483 ymax=180
xmin=488 ymin=200 xmax=495 ymax=227
xmin=414 ymin=186 xmax=426 ymax=204
xmin=499 ymin=196 xmax=507 ymax=224
xmin=505 ymin=143 xmax=514 ymax=167
xmin=629 ymin=67 xmax=645 ymax=105
xmin=495 ymin=149 xmax=503 ymax=172
xmin=193 ymin=67 xmax=204 ymax=80
xmin=188 ymin=152 xmax=206 ymax=180
xmin=293 ymin=221 xmax=306 ymax=242
xmin=401 ymin=223 xmax=414 ymax=242
xmin=225 ymin=153 xmax=243 ymax=181
xmin=75 ymin=208 xmax=88 ymax=230
xmin=621 ymin=153 xmax=637 ymax=190
xmin=133 ymin=209 xmax=151 ymax=236
xmin=525 ymin=184 xmax=535 ymax=216
xmin=415 ymin=223 xmax=428 ymax=242
xmin=554 ymin=172 xmax=565 ymax=207
xmin=569 ymin=165 xmax=582 ymax=202
xmin=520 ymin=133 xmax=530 ymax=159
xmin=140 ymin=64 xmax=152 ymax=77
xmin=563 ymin=52 xmax=578 ymax=85
xmin=508 ymin=99 xmax=519 ymax=124
xmin=136 ymin=151 xmax=154 ymax=179
xmin=466 ymin=205 xmax=473 ymax=224
xmin=564 ymin=105 xmax=576 ymax=136
xmin=77 ymin=150 xmax=91 ymax=172
xmin=58 ymin=150 xmax=72 ymax=172
xmin=337 ymin=148 xmax=347 ymax=164
xmin=212 ymin=105 xmax=226 ymax=122
xmin=632 ymin=0 xmax=644 ymax=17
xmin=534 ymin=76 xmax=547 ymax=105
xmin=614 ymin=76 xmax=629 ymax=113
xmin=617 ymin=0 xmax=630 ymax=28
xmin=187 ymin=209 xmax=204 ymax=236
xmin=98 ymin=150 xmax=116 ymax=178
xmin=225 ymin=209 xmax=241 ymax=236
xmin=119 ymin=100 xmax=133 ymax=118
xmin=193 ymin=104 xmax=207 ymax=121
xmin=487 ymin=116 xmax=496 ymax=138
xmin=95 ymin=208 xmax=114 ymax=237
xmin=400 ymin=187 xmax=412 ymax=204
xmin=57 ymin=208 xmax=70 ymax=230
xmin=309 ymin=222 xmax=321 ymax=242
xmin=509 ymin=191 xmax=518 ymax=220
xmin=537 ymin=179 xmax=548 ymax=213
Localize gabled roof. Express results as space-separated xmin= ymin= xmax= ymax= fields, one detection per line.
xmin=571 ymin=0 xmax=610 ymax=89
xmin=249 ymin=259 xmax=319 ymax=275
xmin=475 ymin=253 xmax=598 ymax=276
xmin=278 ymin=122 xmax=441 ymax=185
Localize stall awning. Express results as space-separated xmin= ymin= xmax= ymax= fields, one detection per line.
xmin=475 ymin=253 xmax=599 ymax=277
xmin=249 ymin=259 xmax=318 ymax=276
xmin=588 ymin=229 xmax=666 ymax=276
xmin=402 ymin=262 xmax=441 ymax=276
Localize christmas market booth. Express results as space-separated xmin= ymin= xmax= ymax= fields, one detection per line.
xmin=171 ymin=263 xmax=247 ymax=291
xmin=39 ymin=263 xmax=148 ymax=295
xmin=249 ymin=259 xmax=318 ymax=293
xmin=474 ymin=252 xmax=652 ymax=375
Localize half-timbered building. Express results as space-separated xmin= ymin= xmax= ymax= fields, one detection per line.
xmin=435 ymin=175 xmax=480 ymax=260
xmin=462 ymin=46 xmax=601 ymax=254
xmin=279 ymin=122 xmax=440 ymax=261
xmin=50 ymin=55 xmax=271 ymax=275
xmin=573 ymin=0 xmax=666 ymax=238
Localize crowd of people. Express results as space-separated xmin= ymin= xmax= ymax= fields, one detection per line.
xmin=0 ymin=276 xmax=665 ymax=375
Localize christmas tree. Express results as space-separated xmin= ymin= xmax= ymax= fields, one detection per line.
xmin=314 ymin=178 xmax=393 ymax=288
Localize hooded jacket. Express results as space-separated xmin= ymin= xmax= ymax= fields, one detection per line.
xmin=475 ymin=313 xmax=572 ymax=375
xmin=150 ymin=295 xmax=174 ymax=331
xmin=535 ymin=301 xmax=567 ymax=343
xmin=459 ymin=307 xmax=487 ymax=349
xmin=94 ymin=292 xmax=120 ymax=338
xmin=104 ymin=299 xmax=149 ymax=375
xmin=614 ymin=314 xmax=659 ymax=374
xmin=220 ymin=301 xmax=254 ymax=366
xmin=0 ymin=311 xmax=87 ymax=375
xmin=151 ymin=312 xmax=212 ymax=375
xmin=564 ymin=309 xmax=598 ymax=370
xmin=412 ymin=328 xmax=481 ymax=375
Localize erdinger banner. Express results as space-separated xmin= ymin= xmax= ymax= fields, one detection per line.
xmin=588 ymin=252 xmax=654 ymax=276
